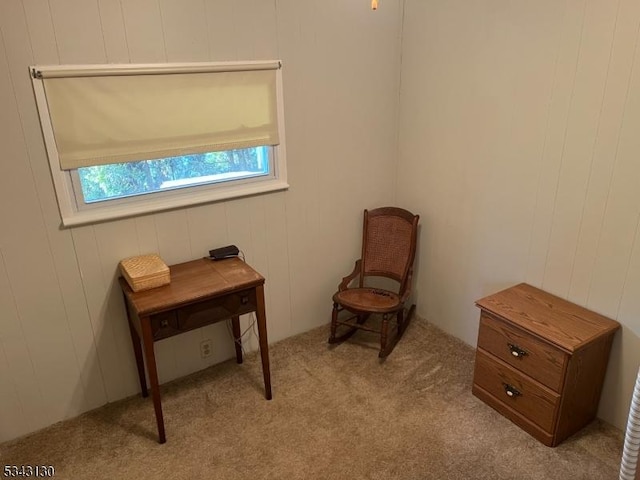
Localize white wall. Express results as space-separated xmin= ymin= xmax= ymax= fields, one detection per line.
xmin=0 ymin=0 xmax=403 ymax=442
xmin=397 ymin=0 xmax=640 ymax=430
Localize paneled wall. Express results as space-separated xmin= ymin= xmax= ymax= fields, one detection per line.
xmin=397 ymin=0 xmax=640 ymax=430
xmin=0 ymin=0 xmax=402 ymax=442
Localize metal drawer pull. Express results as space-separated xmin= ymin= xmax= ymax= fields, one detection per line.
xmin=508 ymin=343 xmax=528 ymax=358
xmin=503 ymin=383 xmax=522 ymax=398
xmin=160 ymin=319 xmax=169 ymax=328
xmin=241 ymin=295 xmax=249 ymax=305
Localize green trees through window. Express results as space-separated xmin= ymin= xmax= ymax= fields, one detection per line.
xmin=77 ymin=147 xmax=269 ymax=203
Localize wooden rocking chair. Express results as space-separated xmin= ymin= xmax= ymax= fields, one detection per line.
xmin=328 ymin=207 xmax=419 ymax=358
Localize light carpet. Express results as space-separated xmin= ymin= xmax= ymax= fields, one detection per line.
xmin=0 ymin=318 xmax=623 ymax=479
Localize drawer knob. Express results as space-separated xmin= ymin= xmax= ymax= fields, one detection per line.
xmin=508 ymin=343 xmax=528 ymax=358
xmin=503 ymin=383 xmax=522 ymax=398
xmin=160 ymin=319 xmax=169 ymax=328
xmin=241 ymin=295 xmax=249 ymax=305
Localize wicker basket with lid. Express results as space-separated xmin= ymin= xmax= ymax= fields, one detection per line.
xmin=119 ymin=254 xmax=170 ymax=292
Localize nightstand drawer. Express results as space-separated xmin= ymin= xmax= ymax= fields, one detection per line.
xmin=477 ymin=311 xmax=567 ymax=392
xmin=474 ymin=349 xmax=559 ymax=432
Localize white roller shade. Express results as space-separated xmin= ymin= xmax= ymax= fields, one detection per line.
xmin=39 ymin=62 xmax=280 ymax=170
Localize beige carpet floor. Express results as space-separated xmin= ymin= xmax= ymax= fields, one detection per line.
xmin=0 ymin=318 xmax=624 ymax=480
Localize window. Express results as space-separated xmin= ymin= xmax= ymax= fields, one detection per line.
xmin=73 ymin=147 xmax=271 ymax=205
xmin=30 ymin=61 xmax=288 ymax=227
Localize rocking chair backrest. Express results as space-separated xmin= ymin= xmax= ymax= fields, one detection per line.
xmin=360 ymin=207 xmax=419 ymax=290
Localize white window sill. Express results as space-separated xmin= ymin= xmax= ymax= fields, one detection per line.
xmin=60 ymin=179 xmax=289 ymax=228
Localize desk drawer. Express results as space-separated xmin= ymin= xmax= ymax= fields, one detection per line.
xmin=474 ymin=349 xmax=559 ymax=432
xmin=177 ymin=288 xmax=257 ymax=332
xmin=150 ymin=311 xmax=179 ymax=340
xmin=477 ymin=311 xmax=567 ymax=392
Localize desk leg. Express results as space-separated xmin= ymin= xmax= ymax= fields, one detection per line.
xmin=127 ymin=318 xmax=148 ymax=398
xmin=123 ymin=294 xmax=148 ymax=397
xmin=140 ymin=316 xmax=166 ymax=444
xmin=255 ymin=285 xmax=272 ymax=400
xmin=231 ymin=315 xmax=243 ymax=364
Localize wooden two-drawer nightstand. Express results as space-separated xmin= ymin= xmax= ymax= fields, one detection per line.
xmin=472 ymin=283 xmax=620 ymax=447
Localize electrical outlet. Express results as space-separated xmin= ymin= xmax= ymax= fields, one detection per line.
xmin=200 ymin=339 xmax=212 ymax=359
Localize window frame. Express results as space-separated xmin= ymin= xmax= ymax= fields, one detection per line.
xmin=30 ymin=61 xmax=288 ymax=227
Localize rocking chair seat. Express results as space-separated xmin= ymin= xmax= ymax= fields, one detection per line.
xmin=333 ymin=288 xmax=401 ymax=314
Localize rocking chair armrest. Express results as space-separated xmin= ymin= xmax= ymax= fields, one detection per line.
xmin=338 ymin=259 xmax=362 ymax=291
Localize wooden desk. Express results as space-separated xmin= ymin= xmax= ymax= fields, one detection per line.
xmin=120 ymin=257 xmax=272 ymax=444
